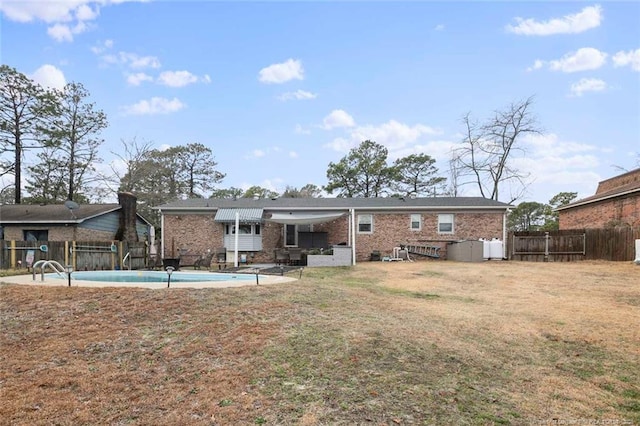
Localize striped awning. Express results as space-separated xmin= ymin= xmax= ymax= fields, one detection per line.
xmin=214 ymin=208 xmax=264 ymax=223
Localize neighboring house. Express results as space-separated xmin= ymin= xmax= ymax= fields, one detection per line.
xmin=0 ymin=193 xmax=153 ymax=243
xmin=557 ymin=168 xmax=640 ymax=229
xmin=155 ymin=197 xmax=512 ymax=263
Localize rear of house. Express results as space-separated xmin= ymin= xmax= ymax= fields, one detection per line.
xmin=155 ymin=197 xmax=511 ymax=265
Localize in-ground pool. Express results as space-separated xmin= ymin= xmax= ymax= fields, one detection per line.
xmin=49 ymin=270 xmax=258 ymax=283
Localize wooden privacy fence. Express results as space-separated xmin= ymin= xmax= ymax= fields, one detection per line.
xmin=509 ymin=227 xmax=640 ymax=262
xmin=0 ymin=240 xmax=149 ymax=270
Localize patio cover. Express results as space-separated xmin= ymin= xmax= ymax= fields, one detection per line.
xmin=265 ymin=211 xmax=346 ymax=225
xmin=214 ymin=208 xmax=264 ymax=223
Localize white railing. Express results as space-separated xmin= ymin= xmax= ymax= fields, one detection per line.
xmin=32 ymin=260 xmax=68 ymax=281
xmin=122 ymin=252 xmax=131 ymax=270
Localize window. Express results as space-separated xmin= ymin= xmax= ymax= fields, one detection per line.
xmin=410 ymin=214 xmax=421 ymax=230
xmin=225 ymin=224 xmax=259 ymax=235
xmin=438 ymin=214 xmax=454 ymax=234
xmin=358 ymin=214 xmax=373 ymax=233
xmin=24 ymin=230 xmax=48 ymax=241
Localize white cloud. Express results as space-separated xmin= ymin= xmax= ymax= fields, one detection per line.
xmin=324 ymin=118 xmax=442 ymax=155
xmin=258 ymin=59 xmax=304 ymax=84
xmin=349 ymin=120 xmax=441 ymax=151
xmin=29 ymin=64 xmax=67 ymax=90
xmin=324 ymin=137 xmax=353 ymax=152
xmin=523 ymin=133 xmax=598 ymax=156
xmin=295 ymin=124 xmax=311 ymax=135
xmin=120 ymin=52 xmax=161 ymax=69
xmin=506 ymin=5 xmax=603 ymax=36
xmin=122 ymin=97 xmax=186 ymax=116
xmin=248 ymin=149 xmax=266 ymax=159
xmin=434 ymin=24 xmax=445 ymax=31
xmin=289 ymin=151 xmax=298 ymax=158
xmin=322 ymin=109 xmax=356 ymax=130
xmin=47 ymin=24 xmax=74 ymax=42
xmin=1 ymin=1 xmax=81 ymax=23
xmin=526 ymin=59 xmax=545 ymax=72
xmin=91 ymin=39 xmax=113 ymax=54
xmin=612 ymin=49 xmax=640 ymax=71
xmin=570 ymin=78 xmax=608 ymax=97
xmin=0 ymin=0 xmax=140 ymax=42
xmin=157 ymin=70 xmax=199 ymax=87
xmin=531 ymin=47 xmax=607 ymax=73
xmin=126 ymin=72 xmax=153 ymax=86
xmin=202 ymin=74 xmax=211 ymax=83
xmin=75 ymin=4 xmax=98 ymax=21
xmin=278 ymin=89 xmax=317 ymax=101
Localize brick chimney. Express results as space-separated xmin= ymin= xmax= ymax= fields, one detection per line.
xmin=116 ymin=192 xmax=139 ymax=242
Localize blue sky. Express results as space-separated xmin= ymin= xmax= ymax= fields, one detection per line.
xmin=1 ymin=1 xmax=639 ymax=204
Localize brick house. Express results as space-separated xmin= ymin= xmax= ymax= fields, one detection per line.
xmin=155 ymin=197 xmax=511 ymax=264
xmin=557 ymin=168 xmax=640 ymax=229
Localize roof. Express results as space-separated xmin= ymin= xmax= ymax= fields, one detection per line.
xmin=0 ymin=204 xmax=121 ymax=224
xmin=0 ymin=204 xmax=153 ymax=226
xmin=556 ymin=168 xmax=640 ymax=211
xmin=155 ymin=197 xmax=512 ymax=212
xmin=214 ymin=208 xmax=264 ymax=222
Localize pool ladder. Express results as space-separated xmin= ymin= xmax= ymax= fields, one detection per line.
xmin=32 ymin=260 xmax=69 ymax=282
xmin=122 ymin=252 xmax=131 ymax=270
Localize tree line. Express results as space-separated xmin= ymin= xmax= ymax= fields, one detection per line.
xmin=4 ymin=64 xmax=575 ymax=231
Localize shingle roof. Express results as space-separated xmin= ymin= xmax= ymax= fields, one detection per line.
xmin=0 ymin=204 xmax=121 ymax=223
xmin=155 ymin=197 xmax=512 ymax=211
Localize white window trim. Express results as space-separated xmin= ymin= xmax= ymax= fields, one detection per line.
xmin=357 ymin=214 xmax=373 ymax=234
xmin=410 ymin=214 xmax=421 ymax=231
xmin=438 ymin=213 xmax=454 ymax=234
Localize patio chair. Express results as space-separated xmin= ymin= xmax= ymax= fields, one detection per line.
xmin=215 ymin=247 xmax=227 ymax=264
xmin=288 ymin=247 xmax=302 ymax=266
xmin=194 ymin=252 xmax=214 ymax=270
xmin=275 ymin=248 xmax=289 ymax=265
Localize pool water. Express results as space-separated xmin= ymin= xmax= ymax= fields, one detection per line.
xmin=50 ymin=270 xmax=256 ymax=283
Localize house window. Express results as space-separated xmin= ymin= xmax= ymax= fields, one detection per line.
xmin=358 ymin=214 xmax=373 ymax=234
xmin=438 ymin=214 xmax=454 ymax=234
xmin=410 ymin=214 xmax=421 ymax=231
xmin=284 ymin=224 xmax=312 ymax=247
xmin=24 ymin=230 xmax=48 ymax=241
xmin=225 ymin=224 xmax=259 ymax=235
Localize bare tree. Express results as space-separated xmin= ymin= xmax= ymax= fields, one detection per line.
xmin=109 ymin=137 xmax=155 ymax=193
xmin=452 ymin=96 xmax=540 ymax=203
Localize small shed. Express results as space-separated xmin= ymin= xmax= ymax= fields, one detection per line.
xmin=447 ymin=240 xmax=485 ymax=262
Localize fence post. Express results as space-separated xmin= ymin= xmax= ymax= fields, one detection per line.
xmin=544 ymin=232 xmax=549 ymax=262
xmin=10 ymin=240 xmax=16 ymax=268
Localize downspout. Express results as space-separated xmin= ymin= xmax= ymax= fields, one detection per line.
xmin=351 ymin=208 xmax=356 ymax=265
xmin=160 ymin=209 xmax=165 ymax=260
xmin=234 ymin=211 xmax=240 ymax=267
xmin=502 ymin=208 xmax=510 ymax=259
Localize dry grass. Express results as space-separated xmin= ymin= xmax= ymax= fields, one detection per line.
xmin=1 ymin=261 xmax=639 ymax=425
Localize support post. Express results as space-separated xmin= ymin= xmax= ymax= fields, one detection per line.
xmin=10 ymin=240 xmax=16 ymax=269
xmin=544 ymin=232 xmax=550 ymax=262
xmin=234 ymin=212 xmax=240 ymax=268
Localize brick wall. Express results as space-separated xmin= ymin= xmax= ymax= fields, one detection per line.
xmin=559 ymin=195 xmax=640 ymax=229
xmin=336 ymin=212 xmax=505 ymax=262
xmin=163 ymin=210 xmax=506 ymax=264
xmin=596 ymin=169 xmax=640 ymax=194
xmin=2 ymin=225 xmax=114 ymax=241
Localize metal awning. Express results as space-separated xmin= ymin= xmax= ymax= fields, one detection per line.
xmin=265 ymin=211 xmax=347 ymax=225
xmin=214 ymin=208 xmax=264 ymax=223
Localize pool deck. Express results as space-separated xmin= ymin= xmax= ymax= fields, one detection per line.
xmin=1 ymin=269 xmax=298 ymax=290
